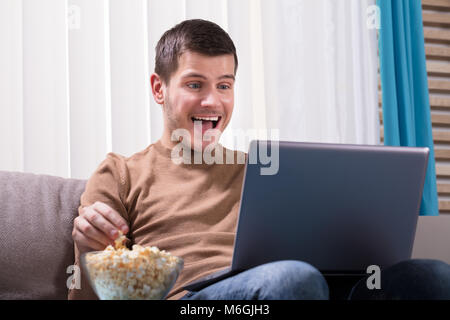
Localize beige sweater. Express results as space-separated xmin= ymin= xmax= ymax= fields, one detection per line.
xmin=69 ymin=140 xmax=246 ymax=300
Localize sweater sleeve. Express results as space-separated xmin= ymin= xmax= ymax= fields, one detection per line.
xmin=68 ymin=153 xmax=130 ymax=300
xmin=80 ymin=152 xmax=130 ymax=220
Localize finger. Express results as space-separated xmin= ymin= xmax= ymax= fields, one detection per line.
xmin=73 ymin=226 xmax=108 ymax=252
xmin=92 ymin=202 xmax=129 ymax=234
xmin=83 ymin=207 xmax=121 ymax=240
xmin=75 ymin=216 xmax=114 ymax=247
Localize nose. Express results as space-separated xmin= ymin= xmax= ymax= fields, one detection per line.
xmin=201 ymin=88 xmax=221 ymax=109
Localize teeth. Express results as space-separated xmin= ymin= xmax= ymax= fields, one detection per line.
xmin=192 ymin=116 xmax=219 ymax=121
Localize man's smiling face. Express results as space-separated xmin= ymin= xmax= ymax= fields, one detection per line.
xmin=154 ymin=51 xmax=235 ymax=151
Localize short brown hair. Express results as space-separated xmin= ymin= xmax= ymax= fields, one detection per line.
xmin=155 ymin=19 xmax=238 ymax=84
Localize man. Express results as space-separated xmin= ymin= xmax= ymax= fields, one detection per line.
xmin=69 ymin=19 xmax=450 ymax=300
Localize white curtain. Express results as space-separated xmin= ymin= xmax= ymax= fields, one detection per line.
xmin=0 ymin=0 xmax=380 ymax=179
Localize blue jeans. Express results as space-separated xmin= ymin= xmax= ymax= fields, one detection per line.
xmin=180 ymin=259 xmax=450 ymax=300
xmin=349 ymin=259 xmax=450 ymax=300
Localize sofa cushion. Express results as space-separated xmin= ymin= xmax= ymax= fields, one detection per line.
xmin=412 ymin=215 xmax=450 ymax=265
xmin=0 ymin=171 xmax=86 ymax=299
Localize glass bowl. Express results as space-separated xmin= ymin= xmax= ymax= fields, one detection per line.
xmin=80 ymin=247 xmax=183 ymax=300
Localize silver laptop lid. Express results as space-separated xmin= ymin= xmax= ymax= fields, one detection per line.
xmin=231 ymin=140 xmax=429 ymax=273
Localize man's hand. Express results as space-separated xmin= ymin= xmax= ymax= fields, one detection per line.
xmin=72 ymin=201 xmax=129 ymax=254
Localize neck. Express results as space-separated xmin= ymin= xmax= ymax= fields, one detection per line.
xmin=160 ymin=130 xmax=178 ymax=150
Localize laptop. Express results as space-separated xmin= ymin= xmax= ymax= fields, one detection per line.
xmin=183 ymin=140 xmax=430 ymax=292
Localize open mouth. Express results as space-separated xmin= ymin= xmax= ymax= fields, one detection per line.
xmin=191 ymin=116 xmax=222 ymax=129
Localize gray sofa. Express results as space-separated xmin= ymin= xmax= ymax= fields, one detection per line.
xmin=0 ymin=171 xmax=86 ymax=299
xmin=0 ymin=170 xmax=449 ymax=299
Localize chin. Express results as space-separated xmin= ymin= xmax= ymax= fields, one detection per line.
xmin=187 ymin=128 xmax=223 ymax=153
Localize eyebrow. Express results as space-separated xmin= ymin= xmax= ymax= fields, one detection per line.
xmin=182 ymin=72 xmax=235 ymax=81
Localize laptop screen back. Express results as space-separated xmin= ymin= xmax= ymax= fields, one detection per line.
xmin=231 ymin=140 xmax=429 ymax=273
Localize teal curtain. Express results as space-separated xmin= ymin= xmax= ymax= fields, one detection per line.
xmin=377 ymin=0 xmax=438 ymax=216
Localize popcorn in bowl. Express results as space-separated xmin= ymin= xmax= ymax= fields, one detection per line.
xmin=81 ymin=232 xmax=183 ymax=300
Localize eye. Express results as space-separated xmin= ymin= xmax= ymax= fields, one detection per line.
xmin=187 ymin=83 xmax=201 ymax=89
xmin=218 ymin=84 xmax=231 ymax=90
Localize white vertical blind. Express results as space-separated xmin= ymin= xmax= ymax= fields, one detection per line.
xmin=68 ymin=0 xmax=111 ymax=179
xmin=249 ymin=0 xmax=267 ymax=132
xmin=259 ymin=0 xmax=380 ymax=144
xmin=22 ymin=0 xmax=70 ymax=177
xmin=109 ymin=0 xmax=151 ymax=158
xmin=147 ymin=0 xmax=185 ymax=145
xmin=0 ymin=0 xmax=24 ymax=173
xmin=185 ymin=0 xmax=228 ymax=30
xmin=221 ymin=0 xmax=269 ymax=151
xmin=0 ymin=0 xmax=380 ymax=179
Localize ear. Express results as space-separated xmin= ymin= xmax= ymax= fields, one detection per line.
xmin=150 ymin=73 xmax=165 ymax=105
